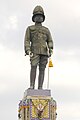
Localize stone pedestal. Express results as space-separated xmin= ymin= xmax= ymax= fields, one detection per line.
xmin=18 ymin=89 xmax=57 ymax=120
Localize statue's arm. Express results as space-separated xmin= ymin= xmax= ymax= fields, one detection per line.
xmin=47 ymin=29 xmax=53 ymax=56
xmin=24 ymin=27 xmax=31 ymax=55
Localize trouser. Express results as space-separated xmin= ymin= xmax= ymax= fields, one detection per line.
xmin=30 ymin=54 xmax=48 ymax=89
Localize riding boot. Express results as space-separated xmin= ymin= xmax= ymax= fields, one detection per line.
xmin=30 ymin=66 xmax=37 ymax=89
xmin=38 ymin=70 xmax=45 ymax=89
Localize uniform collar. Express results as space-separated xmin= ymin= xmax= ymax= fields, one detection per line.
xmin=35 ymin=23 xmax=42 ymax=26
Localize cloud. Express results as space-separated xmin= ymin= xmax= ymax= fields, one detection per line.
xmin=5 ymin=16 xmax=18 ymax=30
xmin=0 ymin=45 xmax=80 ymax=120
xmin=0 ymin=0 xmax=80 ymax=51
xmin=0 ymin=0 xmax=80 ymax=120
xmin=57 ymin=102 xmax=80 ymax=120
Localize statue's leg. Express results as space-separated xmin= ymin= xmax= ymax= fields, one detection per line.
xmin=30 ymin=54 xmax=39 ymax=89
xmin=38 ymin=55 xmax=48 ymax=89
xmin=38 ymin=70 xmax=45 ymax=89
xmin=30 ymin=66 xmax=37 ymax=89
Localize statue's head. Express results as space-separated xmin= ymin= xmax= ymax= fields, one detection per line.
xmin=32 ymin=5 xmax=45 ymax=23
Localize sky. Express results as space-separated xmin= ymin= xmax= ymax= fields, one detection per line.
xmin=0 ymin=0 xmax=80 ymax=120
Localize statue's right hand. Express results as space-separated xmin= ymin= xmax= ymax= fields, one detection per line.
xmin=28 ymin=51 xmax=33 ymax=57
xmin=25 ymin=50 xmax=33 ymax=57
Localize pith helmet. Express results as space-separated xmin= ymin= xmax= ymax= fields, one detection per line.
xmin=32 ymin=5 xmax=45 ymax=22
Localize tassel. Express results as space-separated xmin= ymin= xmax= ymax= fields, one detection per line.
xmin=48 ymin=58 xmax=53 ymax=67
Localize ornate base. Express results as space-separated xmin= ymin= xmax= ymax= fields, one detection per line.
xmin=18 ymin=89 xmax=57 ymax=120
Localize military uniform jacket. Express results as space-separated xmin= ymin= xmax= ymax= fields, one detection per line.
xmin=24 ymin=24 xmax=53 ymax=55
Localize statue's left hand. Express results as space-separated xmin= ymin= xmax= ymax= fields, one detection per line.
xmin=48 ymin=49 xmax=53 ymax=57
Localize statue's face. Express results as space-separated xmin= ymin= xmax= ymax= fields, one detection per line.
xmin=34 ymin=14 xmax=44 ymax=23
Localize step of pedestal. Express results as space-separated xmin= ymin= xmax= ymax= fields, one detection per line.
xmin=24 ymin=89 xmax=51 ymax=100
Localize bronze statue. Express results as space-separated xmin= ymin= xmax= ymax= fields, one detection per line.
xmin=24 ymin=6 xmax=53 ymax=89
